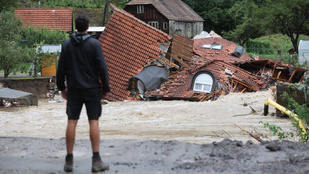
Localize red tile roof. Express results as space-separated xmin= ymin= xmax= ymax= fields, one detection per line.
xmin=152 ymin=56 xmax=266 ymax=100
xmin=99 ymin=4 xmax=172 ymax=101
xmin=193 ymin=37 xmax=253 ymax=63
xmin=14 ymin=9 xmax=72 ymax=32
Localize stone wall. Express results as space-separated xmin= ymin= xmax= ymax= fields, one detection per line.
xmin=0 ymin=78 xmax=54 ymax=99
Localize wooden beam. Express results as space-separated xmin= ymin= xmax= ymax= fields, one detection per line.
xmin=233 ymin=82 xmax=238 ymax=92
xmin=288 ymin=70 xmax=296 ymax=82
xmin=276 ymin=71 xmax=282 ymax=79
xmin=171 ymin=54 xmax=189 ymax=68
xmin=241 ymin=88 xmax=247 ymax=93
xmin=272 ymin=63 xmax=277 ymax=77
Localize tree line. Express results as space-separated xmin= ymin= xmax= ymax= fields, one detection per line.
xmin=0 ymin=0 xmax=308 ymax=77
xmin=0 ymin=9 xmax=67 ymax=78
xmin=182 ymin=0 xmax=309 ymax=53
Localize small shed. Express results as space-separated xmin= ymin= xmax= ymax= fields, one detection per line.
xmin=298 ymin=40 xmax=309 ymax=64
xmin=36 ymin=44 xmax=62 ymax=77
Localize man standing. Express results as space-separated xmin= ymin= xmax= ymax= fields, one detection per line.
xmin=56 ymin=15 xmax=110 ymax=173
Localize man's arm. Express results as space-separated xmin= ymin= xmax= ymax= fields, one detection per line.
xmin=95 ymin=41 xmax=110 ymax=93
xmin=56 ymin=42 xmax=67 ymax=92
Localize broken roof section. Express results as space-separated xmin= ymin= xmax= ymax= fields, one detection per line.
xmin=126 ymin=0 xmax=204 ymax=22
xmin=99 ymin=3 xmax=172 ymax=101
xmin=146 ymin=56 xmax=267 ymax=101
xmin=235 ymin=59 xmax=307 ymax=84
xmin=14 ymin=9 xmax=73 ymax=32
xmin=194 ymin=37 xmax=254 ymax=63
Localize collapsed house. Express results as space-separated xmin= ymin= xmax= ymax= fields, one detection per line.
xmin=100 ymin=4 xmax=172 ymax=101
xmin=100 ymin=4 xmax=307 ymax=102
xmin=145 ymin=34 xmax=267 ymax=101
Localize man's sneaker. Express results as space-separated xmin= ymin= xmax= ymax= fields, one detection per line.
xmin=64 ymin=161 xmax=73 ymax=172
xmin=64 ymin=155 xmax=73 ymax=172
xmin=92 ymin=157 xmax=109 ymax=172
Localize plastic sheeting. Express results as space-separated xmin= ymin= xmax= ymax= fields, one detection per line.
xmin=128 ymin=66 xmax=168 ymax=93
xmin=0 ymin=87 xmax=38 ymax=106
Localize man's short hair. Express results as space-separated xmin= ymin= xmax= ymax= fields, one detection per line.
xmin=75 ymin=15 xmax=89 ymax=32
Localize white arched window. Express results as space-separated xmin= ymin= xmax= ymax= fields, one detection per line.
xmin=193 ymin=74 xmax=213 ymax=93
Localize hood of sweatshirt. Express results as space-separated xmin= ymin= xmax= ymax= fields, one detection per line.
xmin=70 ymin=32 xmax=91 ymax=46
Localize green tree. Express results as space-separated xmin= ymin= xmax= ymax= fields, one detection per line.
xmin=182 ymin=0 xmax=241 ymax=35
xmin=0 ymin=11 xmax=27 ymax=78
xmin=226 ymin=0 xmax=309 ymax=50
xmin=0 ymin=0 xmax=19 ymax=12
xmin=224 ymin=0 xmax=264 ymax=46
xmin=21 ymin=25 xmax=67 ymax=48
xmin=261 ymin=0 xmax=309 ymax=53
xmin=21 ymin=25 xmax=67 ymax=76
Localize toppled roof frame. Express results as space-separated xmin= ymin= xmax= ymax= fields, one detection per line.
xmin=99 ymin=3 xmax=172 ymax=101
xmin=193 ymin=37 xmax=254 ymax=63
xmin=234 ymin=59 xmax=307 ymax=83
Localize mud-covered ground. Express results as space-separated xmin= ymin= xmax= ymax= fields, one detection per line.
xmin=1 ymin=89 xmax=309 ymax=173
xmin=1 ymin=137 xmax=309 ymax=174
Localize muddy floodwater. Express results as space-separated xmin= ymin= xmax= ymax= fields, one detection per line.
xmin=2 ymin=88 xmax=309 ymax=174
xmin=0 ymin=89 xmax=298 ymax=143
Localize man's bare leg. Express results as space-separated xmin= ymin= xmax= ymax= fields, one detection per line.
xmin=66 ymin=120 xmax=78 ymax=154
xmin=89 ymin=120 xmax=109 ymax=172
xmin=64 ymin=119 xmax=78 ymax=172
xmin=89 ymin=120 xmax=100 ymax=152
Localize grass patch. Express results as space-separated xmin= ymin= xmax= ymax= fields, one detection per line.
xmin=254 ymin=34 xmax=309 ymax=53
xmin=246 ymin=34 xmax=309 ymax=68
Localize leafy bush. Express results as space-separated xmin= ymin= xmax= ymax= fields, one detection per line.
xmin=259 ymin=121 xmax=294 ymax=139
xmin=245 ymin=39 xmax=274 ymax=54
xmin=261 ymin=73 xmax=309 ymax=143
xmin=40 ymin=0 xmax=105 ymax=8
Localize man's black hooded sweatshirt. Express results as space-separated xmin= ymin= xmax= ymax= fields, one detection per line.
xmin=56 ymin=32 xmax=110 ymax=93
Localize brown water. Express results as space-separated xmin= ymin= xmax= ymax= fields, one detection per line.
xmin=0 ymin=89 xmax=298 ymax=144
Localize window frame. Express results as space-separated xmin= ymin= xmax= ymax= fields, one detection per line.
xmin=193 ymin=74 xmax=213 ymax=93
xmin=189 ymin=70 xmax=216 ymax=93
xmin=137 ymin=5 xmax=144 ymax=13
xmin=163 ymin=22 xmax=168 ymax=30
xmin=148 ymin=21 xmax=159 ymax=29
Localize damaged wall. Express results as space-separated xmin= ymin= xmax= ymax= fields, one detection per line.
xmin=0 ymin=78 xmax=51 ymax=98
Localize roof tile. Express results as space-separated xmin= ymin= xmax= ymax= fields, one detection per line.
xmin=14 ymin=9 xmax=72 ymax=32
xmin=100 ymin=4 xmax=171 ymax=101
xmin=193 ymin=37 xmax=253 ymax=63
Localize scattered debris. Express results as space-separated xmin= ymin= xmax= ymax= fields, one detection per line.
xmin=99 ymin=4 xmax=307 ymax=102
xmin=235 ymin=58 xmax=307 ymax=84
xmin=100 ymin=4 xmax=172 ymax=101
xmin=234 ymin=123 xmax=263 ymax=142
xmin=0 ymin=87 xmax=38 ymax=106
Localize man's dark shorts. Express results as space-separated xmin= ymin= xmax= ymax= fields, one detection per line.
xmin=66 ymin=88 xmax=102 ymax=120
